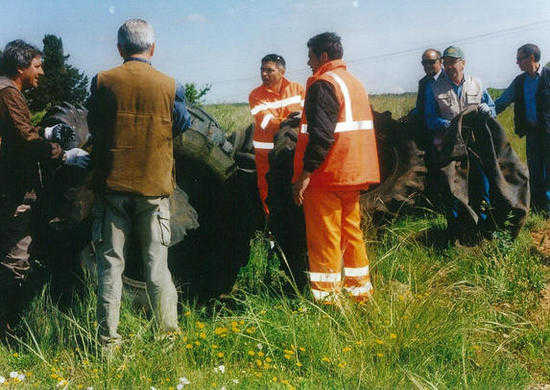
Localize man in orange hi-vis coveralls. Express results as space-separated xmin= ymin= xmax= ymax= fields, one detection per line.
xmin=249 ymin=54 xmax=305 ymax=214
xmin=293 ymin=32 xmax=380 ymax=303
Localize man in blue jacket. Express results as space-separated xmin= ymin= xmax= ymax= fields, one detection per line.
xmin=495 ymin=44 xmax=550 ymax=214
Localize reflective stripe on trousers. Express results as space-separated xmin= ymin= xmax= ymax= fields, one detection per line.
xmin=302 ymin=187 xmax=372 ymax=302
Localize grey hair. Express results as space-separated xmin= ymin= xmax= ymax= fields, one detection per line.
xmin=117 ymin=18 xmax=155 ymax=55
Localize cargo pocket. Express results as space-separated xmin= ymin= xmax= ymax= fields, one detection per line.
xmin=156 ymin=209 xmax=172 ymax=247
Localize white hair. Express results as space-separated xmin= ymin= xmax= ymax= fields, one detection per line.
xmin=117 ymin=18 xmax=155 ymax=55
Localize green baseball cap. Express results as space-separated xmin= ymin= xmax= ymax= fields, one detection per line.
xmin=443 ymin=46 xmax=464 ymax=59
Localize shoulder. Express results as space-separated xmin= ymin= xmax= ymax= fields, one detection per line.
xmin=287 ymin=80 xmax=305 ymax=93
xmin=249 ymin=85 xmax=266 ymax=101
xmin=542 ymin=65 xmax=550 ymax=81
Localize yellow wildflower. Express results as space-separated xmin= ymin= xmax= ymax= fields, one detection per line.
xmin=196 ymin=322 xmax=205 ymax=329
xmin=200 ymin=332 xmax=206 ymax=339
xmin=295 ymin=362 xmax=303 ymax=367
xmin=248 ymin=350 xmax=255 ymax=356
xmin=299 ymin=347 xmax=305 ymax=352
xmin=375 ymin=339 xmax=384 ymax=344
xmin=321 ymin=356 xmax=330 ymax=362
xmin=390 ymin=333 xmax=397 ymax=339
xmin=338 ymin=362 xmax=347 ymax=368
xmin=272 ymin=376 xmax=278 ymax=382
xmin=185 ymin=311 xmax=191 ymax=316
xmin=217 ymin=352 xmax=224 ymax=358
xmin=342 ymin=347 xmax=351 ymax=352
xmin=212 ymin=344 xmax=218 ymax=349
xmin=265 ymin=357 xmax=272 ymax=362
xmin=255 ymin=359 xmax=262 ymax=367
xmin=257 ymin=351 xmax=265 ymax=357
xmin=246 ymin=327 xmax=256 ymax=334
xmin=283 ymin=349 xmax=294 ymax=355
xmin=284 ymin=354 xmax=292 ymax=360
xmin=186 ymin=343 xmax=193 ymax=349
xmin=377 ymin=353 xmax=383 ymax=357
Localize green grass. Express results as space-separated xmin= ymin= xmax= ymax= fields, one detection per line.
xmin=0 ymin=95 xmax=546 ymax=388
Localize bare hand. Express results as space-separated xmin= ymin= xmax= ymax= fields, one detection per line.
xmin=292 ymin=172 xmax=311 ymax=205
xmin=50 ymin=142 xmax=63 ymax=159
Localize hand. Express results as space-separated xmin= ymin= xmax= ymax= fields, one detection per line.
xmin=50 ymin=142 xmax=63 ymax=159
xmin=284 ymin=111 xmax=302 ymax=128
xmin=478 ymin=103 xmax=492 ymax=116
xmin=292 ymin=171 xmax=311 ymax=205
xmin=63 ymin=148 xmax=91 ymax=168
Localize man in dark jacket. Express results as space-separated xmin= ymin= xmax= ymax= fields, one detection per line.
xmin=412 ymin=49 xmax=443 ymax=125
xmin=495 ymin=44 xmax=550 ymax=213
xmin=0 ymin=40 xmax=64 ymax=327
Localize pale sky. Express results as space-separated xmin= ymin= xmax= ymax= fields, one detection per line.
xmin=1 ymin=0 xmax=549 ymax=103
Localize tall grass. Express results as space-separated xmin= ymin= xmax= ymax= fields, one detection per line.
xmin=0 ymin=96 xmax=545 ymax=388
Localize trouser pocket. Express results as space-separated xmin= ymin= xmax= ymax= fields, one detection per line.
xmin=155 ymin=203 xmax=171 ymax=247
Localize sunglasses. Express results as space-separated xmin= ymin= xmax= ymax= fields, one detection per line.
xmin=516 ymin=54 xmax=530 ymax=62
xmin=421 ymin=59 xmax=439 ymax=65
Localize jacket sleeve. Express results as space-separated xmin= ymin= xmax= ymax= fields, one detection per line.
xmin=0 ymin=88 xmax=52 ymax=161
xmin=172 ymin=82 xmax=191 ymax=137
xmin=495 ymin=79 xmax=516 ymax=115
xmin=424 ymin=83 xmax=450 ymax=132
xmin=539 ymin=67 xmax=550 ymax=134
xmin=302 ymin=80 xmax=339 ymax=173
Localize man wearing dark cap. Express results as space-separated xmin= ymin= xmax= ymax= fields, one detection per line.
xmin=424 ymin=46 xmax=496 ymax=240
xmin=495 ymin=44 xmax=550 ymax=214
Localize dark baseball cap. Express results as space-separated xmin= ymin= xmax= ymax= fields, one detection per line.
xmin=443 ymin=46 xmax=464 ymax=59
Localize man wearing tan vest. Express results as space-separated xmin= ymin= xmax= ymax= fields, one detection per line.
xmin=88 ymin=19 xmax=190 ymax=346
xmin=293 ymin=32 xmax=379 ymax=303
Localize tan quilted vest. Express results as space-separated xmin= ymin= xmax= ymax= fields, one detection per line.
xmin=96 ymin=60 xmax=176 ymax=196
xmin=432 ymin=75 xmax=483 ymax=120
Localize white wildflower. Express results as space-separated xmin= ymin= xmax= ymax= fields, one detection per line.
xmin=214 ymin=365 xmax=225 ymax=374
xmin=0 ymin=376 xmax=5 ymax=384
xmin=220 ymin=387 xmax=227 ymax=390
xmin=86 ymin=387 xmax=94 ymax=390
xmin=17 ymin=373 xmax=25 ymax=381
xmin=57 ymin=379 xmax=68 ymax=387
xmin=257 ymin=343 xmax=263 ymax=350
xmin=176 ymin=385 xmax=184 ymax=390
xmin=9 ymin=371 xmax=18 ymax=378
xmin=232 ymin=379 xmax=239 ymax=384
xmin=179 ymin=376 xmax=191 ymax=384
xmin=150 ymin=387 xmax=156 ymax=390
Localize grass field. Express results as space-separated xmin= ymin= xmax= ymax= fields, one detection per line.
xmin=4 ymin=95 xmax=548 ymax=388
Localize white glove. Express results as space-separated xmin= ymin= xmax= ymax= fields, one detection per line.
xmin=43 ymin=125 xmax=56 ymax=140
xmin=64 ymin=148 xmax=90 ymax=168
xmin=478 ymin=103 xmax=492 ymax=116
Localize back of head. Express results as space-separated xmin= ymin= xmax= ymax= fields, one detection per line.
xmin=1 ymin=40 xmax=42 ymax=78
xmin=117 ymin=18 xmax=155 ymax=57
xmin=307 ymin=32 xmax=343 ymax=60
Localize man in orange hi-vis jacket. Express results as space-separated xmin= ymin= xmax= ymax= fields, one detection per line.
xmin=293 ymin=32 xmax=380 ymax=303
xmin=249 ymin=54 xmax=305 ymax=214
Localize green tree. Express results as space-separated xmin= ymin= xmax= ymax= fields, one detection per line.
xmin=184 ymin=82 xmax=211 ymax=106
xmin=26 ymin=34 xmax=88 ymax=111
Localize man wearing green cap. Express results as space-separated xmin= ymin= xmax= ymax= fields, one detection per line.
xmin=424 ymin=45 xmax=496 ymax=241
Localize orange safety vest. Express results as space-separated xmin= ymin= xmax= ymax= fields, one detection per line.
xmin=249 ymin=78 xmax=305 ymax=210
xmin=293 ymin=59 xmax=380 ymax=190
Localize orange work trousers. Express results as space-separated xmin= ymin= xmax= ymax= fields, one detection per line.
xmin=255 ymin=152 xmax=270 ymax=215
xmin=302 ymin=186 xmax=372 ymax=302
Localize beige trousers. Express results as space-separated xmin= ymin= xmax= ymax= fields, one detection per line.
xmin=94 ymin=194 xmax=179 ymax=342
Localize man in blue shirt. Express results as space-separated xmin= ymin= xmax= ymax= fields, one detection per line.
xmin=495 ymin=43 xmax=550 ymax=214
xmin=424 ymin=46 xmax=496 ymax=241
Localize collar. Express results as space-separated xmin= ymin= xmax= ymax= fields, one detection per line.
xmin=535 ymin=63 xmax=543 ymax=76
xmin=0 ymin=76 xmax=18 ymax=91
xmin=433 ymin=69 xmax=443 ymax=81
xmin=124 ymin=57 xmax=151 ymax=65
xmin=307 ymin=59 xmax=347 ymax=89
xmin=442 ymin=72 xmax=465 ymax=87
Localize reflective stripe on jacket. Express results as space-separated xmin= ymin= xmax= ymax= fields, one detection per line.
xmin=293 ymin=59 xmax=380 ymax=190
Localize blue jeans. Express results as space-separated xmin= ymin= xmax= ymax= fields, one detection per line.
xmin=450 ymin=158 xmax=491 ymax=224
xmin=526 ymin=131 xmax=550 ymax=212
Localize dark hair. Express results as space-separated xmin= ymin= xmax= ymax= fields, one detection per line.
xmin=1 ymin=40 xmax=42 ymax=77
xmin=307 ymin=32 xmax=343 ymax=60
xmin=518 ymin=43 xmax=541 ymax=62
xmin=261 ymin=54 xmax=285 ymax=69
xmin=423 ymin=48 xmax=442 ymax=59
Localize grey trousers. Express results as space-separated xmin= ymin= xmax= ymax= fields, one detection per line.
xmin=94 ymin=193 xmax=179 ymax=342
